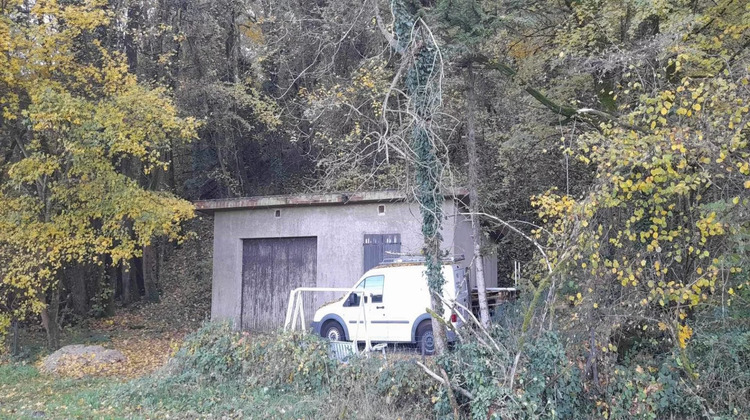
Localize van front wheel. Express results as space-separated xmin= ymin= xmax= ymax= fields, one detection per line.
xmin=321 ymin=320 xmax=345 ymax=342
xmin=416 ymin=321 xmax=435 ymax=355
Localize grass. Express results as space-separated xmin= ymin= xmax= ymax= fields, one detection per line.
xmin=0 ymin=363 xmax=119 ymax=419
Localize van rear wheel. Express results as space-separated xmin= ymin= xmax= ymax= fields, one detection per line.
xmin=321 ymin=321 xmax=345 ymax=341
xmin=416 ymin=321 xmax=435 ymax=355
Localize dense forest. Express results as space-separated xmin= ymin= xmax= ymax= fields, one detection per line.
xmin=1 ymin=0 xmax=749 ymax=418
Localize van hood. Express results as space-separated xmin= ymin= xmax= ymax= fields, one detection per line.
xmin=313 ymin=298 xmax=341 ymax=319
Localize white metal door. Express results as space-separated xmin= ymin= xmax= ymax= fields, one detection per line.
xmin=361 ymin=275 xmax=388 ymax=341
xmin=340 ymin=275 xmax=388 ymax=342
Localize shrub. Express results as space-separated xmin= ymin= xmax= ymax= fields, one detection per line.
xmin=438 ymin=300 xmax=589 ymax=420
xmin=601 ymin=355 xmax=699 ymax=420
xmin=242 ymin=329 xmax=336 ymax=392
xmin=374 ymin=360 xmax=437 ymax=409
xmin=689 ymin=327 xmax=750 ymax=418
xmin=162 ymin=321 xmax=247 ymax=382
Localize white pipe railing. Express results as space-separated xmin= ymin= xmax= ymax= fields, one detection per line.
xmin=284 ymin=287 xmax=374 ymax=352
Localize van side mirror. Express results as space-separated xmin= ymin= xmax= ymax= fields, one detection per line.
xmin=344 ymin=293 xmax=359 ymax=307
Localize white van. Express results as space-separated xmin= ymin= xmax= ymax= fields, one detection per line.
xmin=310 ymin=259 xmax=468 ymax=354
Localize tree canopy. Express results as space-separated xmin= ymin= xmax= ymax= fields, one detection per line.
xmin=0 ymin=0 xmax=197 ymax=348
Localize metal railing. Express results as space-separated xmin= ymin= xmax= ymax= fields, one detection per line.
xmin=284 ymin=287 xmax=375 ymax=353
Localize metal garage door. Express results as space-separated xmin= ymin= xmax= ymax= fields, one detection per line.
xmin=241 ymin=237 xmax=317 ymax=331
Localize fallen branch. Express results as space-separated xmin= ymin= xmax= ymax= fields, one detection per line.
xmin=468 ymin=212 xmax=553 ymax=275
xmin=461 ymin=211 xmax=575 ymax=389
xmin=441 ymin=366 xmax=461 ymax=418
xmin=416 ymin=361 xmax=474 ymax=400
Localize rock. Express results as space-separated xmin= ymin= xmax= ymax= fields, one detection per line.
xmin=41 ymin=344 xmax=125 ymax=374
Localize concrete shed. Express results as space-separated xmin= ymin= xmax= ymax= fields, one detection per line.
xmin=195 ymin=190 xmax=497 ymax=331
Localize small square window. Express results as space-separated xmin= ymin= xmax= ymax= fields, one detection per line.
xmin=274 ymin=209 xmax=281 ymax=218
xmin=377 ymin=205 xmax=385 ymax=215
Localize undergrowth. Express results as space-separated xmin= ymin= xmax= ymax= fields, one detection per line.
xmin=114 ymin=322 xmax=435 ymax=419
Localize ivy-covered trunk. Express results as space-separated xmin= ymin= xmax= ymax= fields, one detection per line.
xmin=390 ymin=0 xmax=448 ymax=355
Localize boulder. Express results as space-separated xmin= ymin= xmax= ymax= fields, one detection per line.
xmin=41 ymin=344 xmax=125 ymax=374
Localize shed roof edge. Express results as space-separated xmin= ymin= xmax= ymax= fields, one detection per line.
xmin=193 ymin=189 xmax=469 ymax=214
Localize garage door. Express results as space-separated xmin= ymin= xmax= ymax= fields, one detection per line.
xmin=241 ymin=237 xmax=317 ymax=331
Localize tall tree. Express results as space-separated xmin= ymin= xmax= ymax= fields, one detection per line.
xmin=464 ymin=62 xmax=491 ymax=327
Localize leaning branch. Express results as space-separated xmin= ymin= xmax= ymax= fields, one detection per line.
xmin=461 ymin=54 xmax=646 ymax=133
xmin=462 ymin=211 xmax=577 ymax=389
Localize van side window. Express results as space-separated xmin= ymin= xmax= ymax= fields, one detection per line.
xmin=345 ymin=275 xmax=384 ymax=306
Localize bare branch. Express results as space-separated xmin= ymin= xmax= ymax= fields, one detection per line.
xmin=371 ymin=0 xmax=403 ymax=54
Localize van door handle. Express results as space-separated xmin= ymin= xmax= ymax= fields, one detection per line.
xmin=376 ymin=306 xmax=385 ymax=309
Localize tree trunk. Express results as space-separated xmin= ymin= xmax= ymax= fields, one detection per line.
xmin=105 ymin=261 xmax=117 ymax=317
xmin=121 ymin=263 xmax=139 ymax=305
xmin=125 ymin=2 xmax=141 ymax=72
xmin=157 ymin=240 xmax=165 ymax=287
xmin=11 ymin=317 xmax=19 ymax=356
xmin=390 ymin=0 xmax=447 ymax=354
xmin=465 ymin=63 xmax=491 ymax=328
xmin=64 ymin=264 xmax=89 ymax=316
xmin=40 ymin=285 xmax=61 ymax=350
xmin=142 ymin=244 xmax=160 ymax=303
xmin=226 ymin=8 xmax=240 ymax=83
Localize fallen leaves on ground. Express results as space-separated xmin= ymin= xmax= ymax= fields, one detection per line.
xmin=43 ymin=330 xmax=184 ymax=379
xmin=34 ymin=307 xmax=190 ymax=379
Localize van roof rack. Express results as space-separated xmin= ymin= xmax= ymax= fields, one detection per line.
xmin=379 ymin=254 xmax=465 ymax=265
